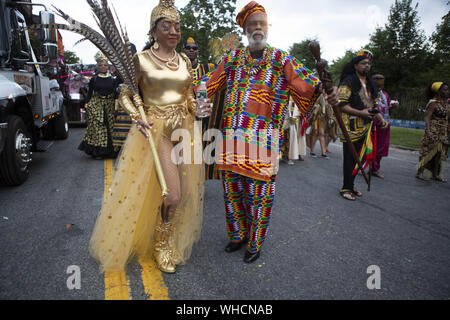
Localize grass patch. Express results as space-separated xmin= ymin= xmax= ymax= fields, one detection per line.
xmin=390 ymin=127 xmax=423 ymax=150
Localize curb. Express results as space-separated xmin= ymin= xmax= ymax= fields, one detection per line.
xmin=391 ymin=145 xmax=419 ymax=152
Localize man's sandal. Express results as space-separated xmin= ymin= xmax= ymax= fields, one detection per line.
xmin=431 ymin=176 xmax=447 ymax=183
xmin=352 ymin=190 xmax=363 ymax=197
xmin=416 ymin=173 xmax=429 ymax=181
xmin=340 ymin=191 xmax=356 ymax=201
xmin=372 ymin=172 xmax=385 ymax=179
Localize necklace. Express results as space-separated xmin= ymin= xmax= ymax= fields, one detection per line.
xmin=243 ymin=46 xmax=271 ymax=77
xmin=150 ymin=47 xmax=179 ymax=71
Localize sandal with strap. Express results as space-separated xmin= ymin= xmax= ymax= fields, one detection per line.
xmin=340 ymin=190 xmax=356 ymax=201
xmin=416 ymin=173 xmax=429 ymax=181
xmin=372 ymin=172 xmax=385 ymax=179
xmin=352 ymin=190 xmax=363 ymax=197
xmin=431 ymin=176 xmax=447 ymax=183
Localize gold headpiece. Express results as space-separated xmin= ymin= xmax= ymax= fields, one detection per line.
xmin=150 ymin=0 xmax=180 ymax=30
xmin=95 ymin=51 xmax=108 ymax=64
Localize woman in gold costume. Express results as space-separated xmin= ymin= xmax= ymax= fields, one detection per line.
xmin=89 ymin=0 xmax=212 ymax=274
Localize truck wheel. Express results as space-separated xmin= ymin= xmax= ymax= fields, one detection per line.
xmin=0 ymin=116 xmax=32 ymax=186
xmin=53 ymin=105 xmax=69 ymax=140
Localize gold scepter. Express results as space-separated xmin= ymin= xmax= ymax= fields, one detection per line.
xmin=131 ymin=95 xmax=169 ymax=198
xmin=31 ymin=0 xmax=168 ymax=197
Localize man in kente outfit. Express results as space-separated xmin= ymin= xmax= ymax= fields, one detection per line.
xmin=195 ymin=1 xmax=338 ymax=263
xmin=338 ymin=50 xmax=388 ymax=201
xmin=184 ymin=37 xmax=215 ymax=81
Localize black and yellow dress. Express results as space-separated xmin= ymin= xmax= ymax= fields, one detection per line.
xmin=79 ymin=74 xmax=120 ymax=158
xmin=338 ymin=73 xmax=378 ymax=192
xmin=89 ymin=51 xmax=205 ymax=272
xmin=417 ymin=99 xmax=449 ymax=180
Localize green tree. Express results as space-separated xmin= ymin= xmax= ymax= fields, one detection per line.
xmin=63 ymin=50 xmax=81 ymax=64
xmin=329 ymin=49 xmax=358 ymax=85
xmin=431 ymin=10 xmax=450 ymax=64
xmin=289 ymin=38 xmax=317 ymax=71
xmin=367 ymin=0 xmax=433 ymax=94
xmin=179 ymin=0 xmax=240 ymax=64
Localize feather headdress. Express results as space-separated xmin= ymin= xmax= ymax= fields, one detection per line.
xmin=30 ymin=0 xmax=138 ymax=98
xmin=29 ymin=0 xmax=168 ymax=196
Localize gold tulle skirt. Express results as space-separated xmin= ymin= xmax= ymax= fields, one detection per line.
xmin=89 ymin=113 xmax=205 ymax=272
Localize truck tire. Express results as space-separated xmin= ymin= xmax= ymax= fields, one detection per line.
xmin=53 ymin=105 xmax=69 ymax=140
xmin=42 ymin=106 xmax=69 ymax=140
xmin=42 ymin=120 xmax=54 ymax=140
xmin=0 ymin=116 xmax=32 ymax=186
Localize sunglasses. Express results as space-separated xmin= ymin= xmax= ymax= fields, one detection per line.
xmin=185 ymin=46 xmax=198 ymax=50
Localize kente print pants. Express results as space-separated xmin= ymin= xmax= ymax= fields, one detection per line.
xmin=221 ymin=171 xmax=277 ymax=254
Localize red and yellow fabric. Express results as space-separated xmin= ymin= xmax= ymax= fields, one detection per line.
xmin=236 ymin=1 xmax=267 ymax=28
xmin=352 ymin=122 xmax=376 ymax=176
xmin=221 ymin=170 xmax=276 ymax=254
xmin=194 ymin=45 xmax=320 ymax=182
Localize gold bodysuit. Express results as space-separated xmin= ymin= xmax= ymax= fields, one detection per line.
xmin=89 ymin=51 xmax=205 ymax=272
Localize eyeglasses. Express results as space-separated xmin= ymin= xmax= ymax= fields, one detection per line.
xmin=185 ymin=46 xmax=198 ymax=50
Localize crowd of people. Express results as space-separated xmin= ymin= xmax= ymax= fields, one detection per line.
xmin=62 ymin=1 xmax=448 ymax=274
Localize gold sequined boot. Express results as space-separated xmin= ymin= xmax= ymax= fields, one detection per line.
xmin=153 ymin=220 xmax=176 ymax=273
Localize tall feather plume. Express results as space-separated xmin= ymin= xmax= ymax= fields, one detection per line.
xmin=30 ymin=0 xmax=138 ymax=94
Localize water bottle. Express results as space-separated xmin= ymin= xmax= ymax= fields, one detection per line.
xmin=197 ymin=81 xmax=208 ymax=118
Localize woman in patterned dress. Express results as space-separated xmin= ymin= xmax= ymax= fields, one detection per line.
xmin=416 ymin=82 xmax=449 ymax=182
xmin=78 ymin=53 xmax=120 ymax=159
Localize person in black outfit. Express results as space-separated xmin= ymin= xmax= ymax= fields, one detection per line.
xmin=78 ymin=52 xmax=121 ymax=159
xmin=337 ymin=50 xmax=388 ymax=201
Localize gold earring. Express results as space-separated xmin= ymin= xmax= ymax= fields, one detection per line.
xmin=154 ymin=38 xmax=160 ymax=50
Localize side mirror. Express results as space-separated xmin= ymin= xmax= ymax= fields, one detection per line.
xmin=39 ymin=11 xmax=57 ymax=44
xmin=43 ymin=43 xmax=58 ymax=60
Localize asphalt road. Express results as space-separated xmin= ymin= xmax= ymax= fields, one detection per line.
xmin=0 ymin=127 xmax=449 ymax=300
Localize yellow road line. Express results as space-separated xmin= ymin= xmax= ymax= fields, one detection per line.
xmin=104 ymin=270 xmax=132 ymax=300
xmin=138 ymin=257 xmax=170 ymax=300
xmin=103 ymin=159 xmax=131 ymax=300
xmin=102 ymin=159 xmax=169 ymax=300
xmin=103 ymin=159 xmax=114 ymax=198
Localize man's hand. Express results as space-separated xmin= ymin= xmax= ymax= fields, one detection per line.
xmin=379 ymin=119 xmax=389 ymax=129
xmin=376 ymin=113 xmax=389 ymax=129
xmin=359 ymin=109 xmax=375 ymax=119
xmin=323 ymin=87 xmax=339 ymax=106
xmin=196 ymin=98 xmax=213 ymax=118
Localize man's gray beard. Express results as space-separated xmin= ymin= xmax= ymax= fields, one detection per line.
xmin=247 ymin=31 xmax=268 ymax=51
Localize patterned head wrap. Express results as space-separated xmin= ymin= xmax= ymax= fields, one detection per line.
xmin=150 ymin=0 xmax=180 ymax=30
xmin=356 ymin=49 xmax=373 ymax=61
xmin=236 ymin=1 xmax=267 ymax=29
xmin=431 ymin=82 xmax=444 ymax=93
xmin=185 ymin=37 xmax=197 ymax=48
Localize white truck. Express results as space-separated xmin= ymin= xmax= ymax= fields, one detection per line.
xmin=0 ymin=0 xmax=69 ymax=186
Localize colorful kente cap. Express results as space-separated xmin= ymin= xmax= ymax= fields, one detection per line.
xmin=356 ymin=49 xmax=373 ymax=61
xmin=236 ymin=1 xmax=267 ymax=29
xmin=185 ymin=37 xmax=197 ymax=47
